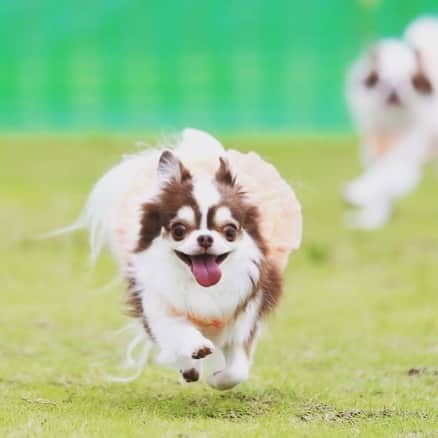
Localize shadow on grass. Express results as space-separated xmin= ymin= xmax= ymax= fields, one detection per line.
xmin=121 ymin=387 xmax=288 ymax=420
xmin=72 ymin=385 xmax=292 ymax=421
xmin=54 ymin=381 xmax=434 ymax=424
xmin=14 ymin=377 xmax=435 ymax=425
xmin=167 ymin=390 xmax=286 ymax=419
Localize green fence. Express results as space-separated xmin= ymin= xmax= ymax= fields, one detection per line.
xmin=1 ymin=1 xmax=437 ymax=133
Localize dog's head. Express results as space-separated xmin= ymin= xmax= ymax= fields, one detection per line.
xmin=136 ymin=151 xmax=264 ymax=288
xmin=348 ymin=39 xmax=434 ymax=129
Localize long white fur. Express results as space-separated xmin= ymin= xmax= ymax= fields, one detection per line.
xmin=344 ymin=17 xmax=438 ymax=229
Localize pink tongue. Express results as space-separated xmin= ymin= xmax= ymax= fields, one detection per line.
xmin=191 ymin=255 xmax=222 ymax=287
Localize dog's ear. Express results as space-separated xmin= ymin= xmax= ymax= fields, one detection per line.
xmin=362 ymin=44 xmax=380 ymax=88
xmin=136 ymin=203 xmax=162 ymax=252
xmin=215 ymin=157 xmax=236 ymax=187
xmin=412 ymin=49 xmax=433 ymax=95
xmin=158 ymin=150 xmax=191 ymax=184
xmin=364 ymin=43 xmax=379 ymax=66
xmin=412 ymin=72 xmax=433 ymax=95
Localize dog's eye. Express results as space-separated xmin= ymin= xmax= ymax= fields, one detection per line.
xmin=171 ymin=223 xmax=187 ymax=241
xmin=364 ymin=71 xmax=379 ymax=88
xmin=223 ymin=224 xmax=237 ymax=242
xmin=412 ymin=73 xmax=433 ymax=95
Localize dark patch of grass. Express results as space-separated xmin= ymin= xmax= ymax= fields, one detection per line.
xmin=306 ymin=242 xmax=331 ymax=265
xmin=297 ymin=401 xmax=432 ymax=424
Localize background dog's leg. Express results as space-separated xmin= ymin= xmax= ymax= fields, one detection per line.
xmin=344 ymin=129 xmax=428 ymax=229
xmin=345 ymin=201 xmax=393 ymax=230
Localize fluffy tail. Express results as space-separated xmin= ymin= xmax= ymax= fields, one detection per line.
xmin=42 ymin=147 xmax=160 ymax=265
xmin=41 ymin=216 xmax=87 ymax=238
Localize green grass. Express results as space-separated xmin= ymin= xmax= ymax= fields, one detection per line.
xmin=1 ymin=134 xmax=438 ymax=437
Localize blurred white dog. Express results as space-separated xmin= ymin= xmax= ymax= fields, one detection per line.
xmin=344 ymin=17 xmax=438 ymax=229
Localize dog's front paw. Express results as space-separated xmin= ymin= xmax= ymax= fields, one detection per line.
xmin=174 ymin=336 xmax=215 ymax=360
xmin=207 ymin=368 xmax=248 ymax=390
xmin=181 ymin=367 xmax=200 ymax=382
xmin=191 ymin=341 xmax=215 ymax=359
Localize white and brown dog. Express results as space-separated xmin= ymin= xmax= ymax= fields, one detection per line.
xmin=344 ymin=17 xmax=438 ymax=229
xmin=65 ymin=128 xmax=301 ymax=389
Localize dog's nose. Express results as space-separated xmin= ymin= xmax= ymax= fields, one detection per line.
xmin=197 ymin=234 xmax=213 ymax=249
xmin=387 ymin=90 xmax=401 ymax=106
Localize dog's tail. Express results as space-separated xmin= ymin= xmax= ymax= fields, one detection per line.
xmin=43 ymin=147 xmax=161 ymax=265
xmin=41 ymin=217 xmax=87 ymax=238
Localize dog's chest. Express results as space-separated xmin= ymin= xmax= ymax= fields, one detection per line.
xmin=168 ymin=281 xmax=244 ymax=322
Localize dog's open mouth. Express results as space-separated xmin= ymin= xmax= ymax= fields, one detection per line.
xmin=175 ymin=251 xmax=230 ymax=287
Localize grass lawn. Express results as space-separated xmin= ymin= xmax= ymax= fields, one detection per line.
xmin=1 ymin=134 xmax=438 ymax=437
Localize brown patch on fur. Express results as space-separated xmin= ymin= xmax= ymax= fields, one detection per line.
xmin=214 ymin=160 xmax=267 ymax=256
xmin=142 ymin=319 xmax=155 ymax=340
xmin=259 ymin=259 xmax=283 ymax=317
xmin=206 ymin=205 xmax=217 ymax=229
xmin=160 ymin=180 xmax=201 ymax=232
xmin=207 ymin=205 xmax=241 ymax=243
xmin=363 ymin=45 xmax=380 ymax=88
xmin=192 ymin=345 xmax=213 ymax=359
xmin=215 ymin=157 xmax=237 ymax=187
xmin=224 ymin=193 xmax=266 ymax=254
xmin=158 ymin=150 xmax=192 ymax=183
xmin=135 ymin=162 xmax=200 ymax=252
xmin=364 ymin=71 xmax=378 ymax=88
xmin=242 ymin=259 xmax=282 ymax=355
xmin=135 ymin=204 xmax=162 ymax=252
xmin=190 ymin=315 xmax=225 ymax=329
xmin=371 ymin=134 xmax=396 ymax=158
xmin=244 ymin=321 xmax=259 ymax=356
xmin=167 ymin=305 xmax=226 ymax=329
xmin=413 ymin=49 xmax=434 ymax=95
xmin=181 ymin=368 xmax=199 ymax=382
xmin=412 ymin=72 xmax=433 ymax=95
xmin=126 ymin=277 xmax=143 ymax=318
xmin=125 ymin=276 xmax=155 ymax=340
xmin=232 ymin=285 xmax=260 ymax=321
xmin=167 ymin=219 xmax=197 ymax=240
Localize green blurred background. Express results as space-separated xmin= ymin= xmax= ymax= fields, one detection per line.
xmin=1 ymin=0 xmax=437 ymax=134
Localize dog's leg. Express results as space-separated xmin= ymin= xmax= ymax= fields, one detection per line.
xmin=345 ymin=200 xmax=393 ymax=230
xmin=208 ymin=294 xmax=262 ymax=390
xmin=345 ymin=129 xmax=427 ymax=229
xmin=207 ymin=343 xmax=253 ymax=390
xmin=146 ymin=314 xmax=215 ymax=366
xmin=344 ymin=144 xmax=424 ymax=229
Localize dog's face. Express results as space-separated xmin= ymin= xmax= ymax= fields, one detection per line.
xmin=136 ymin=151 xmax=264 ymax=288
xmin=349 ymin=39 xmax=434 ymax=129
